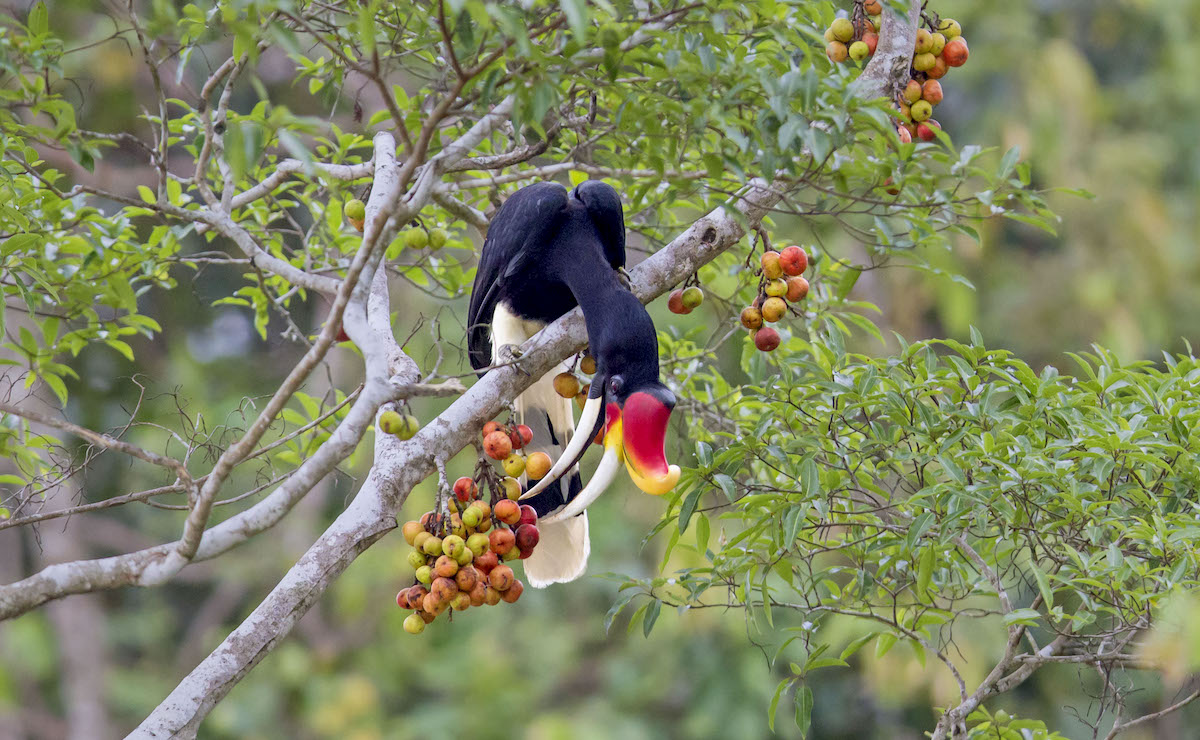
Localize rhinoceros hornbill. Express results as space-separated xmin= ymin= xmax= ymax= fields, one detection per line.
xmin=467 ymin=181 xmax=680 ymax=587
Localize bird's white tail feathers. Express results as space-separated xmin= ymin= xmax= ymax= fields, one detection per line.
xmin=492 ymin=303 xmax=591 ymax=587
xmin=524 ymin=513 xmax=590 ymax=587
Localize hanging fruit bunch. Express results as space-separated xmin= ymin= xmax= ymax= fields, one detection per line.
xmin=393 ymin=418 xmax=542 ymax=634
xmin=824 ymin=1 xmax=969 ymax=142
xmin=740 ymin=238 xmax=810 ymax=353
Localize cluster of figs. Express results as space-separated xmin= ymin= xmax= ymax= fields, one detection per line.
xmin=395 ymin=420 xmax=544 ymax=634
xmin=823 ymin=1 xmax=969 ymax=142
xmin=741 ymin=246 xmax=810 ymax=352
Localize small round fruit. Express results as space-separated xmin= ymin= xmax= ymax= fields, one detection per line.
xmin=897 ymin=125 xmax=913 ymax=144
xmin=398 ymin=415 xmax=419 ymax=440
xmin=741 ymin=306 xmax=763 ymax=331
xmin=500 ymin=476 xmax=522 ymax=500
xmin=403 ymin=228 xmax=429 ymax=249
xmin=913 ymin=53 xmax=936 ymax=72
xmin=515 ymin=523 xmax=540 ymax=551
xmin=848 ymin=40 xmax=870 ymax=62
xmin=428 ymin=228 xmax=448 ymax=249
xmin=422 ymin=535 xmax=443 ymax=557
xmin=922 ymin=79 xmax=943 ymax=105
xmin=553 ymin=372 xmax=581 ymax=398
xmin=916 ymin=120 xmax=940 ymax=142
xmin=462 ymin=507 xmax=481 ymax=529
xmin=898 ymin=102 xmax=912 ymax=122
xmin=761 ymin=251 xmax=783 ymax=279
xmin=830 ymin=17 xmax=853 ymax=42
xmin=415 ymin=565 xmax=433 ymax=585
xmin=501 ymin=579 xmax=524 ymax=603
xmin=667 ymin=289 xmax=691 ymax=315
xmin=450 ymin=591 xmax=471 ymax=611
xmin=938 ymin=18 xmax=962 ymax=39
xmin=754 ymin=327 xmax=781 ymax=352
xmin=489 ymin=528 xmax=516 ymax=555
xmin=422 ymin=592 xmax=447 ymax=616
xmin=761 ymin=296 xmax=787 ymax=323
xmin=407 ymin=550 xmax=427 ymax=570
xmin=864 ymin=0 xmax=881 ymax=13
xmin=466 ymin=532 xmax=490 ymax=557
xmin=910 ymin=100 xmax=933 ymax=123
xmin=518 ymin=504 xmax=538 ymax=528
xmin=914 ymin=28 xmax=933 ymax=54
xmin=472 ymin=499 xmax=491 ymax=520
xmin=402 ymin=520 xmax=423 ymax=545
xmin=494 ymin=499 xmax=522 ymax=526
xmin=484 ymin=586 xmax=502 ymax=606
xmin=862 ymin=32 xmax=878 ymax=55
xmin=474 ymin=549 xmax=499 ymax=574
xmin=780 ymin=246 xmax=808 ymax=276
xmin=514 ymin=424 xmax=534 ymax=448
xmin=403 ymin=613 xmax=426 ymax=634
xmin=456 ymin=565 xmax=479 ymax=592
xmin=927 ymin=56 xmax=949 ymax=80
xmin=580 ymin=356 xmax=596 ymax=375
xmin=442 ymin=535 xmax=466 ymax=559
xmin=489 ymin=564 xmax=515 ymax=591
xmin=469 ymin=579 xmax=488 ymax=606
xmin=823 ymin=26 xmax=836 ymax=43
xmin=482 ymin=420 xmax=502 ymax=437
xmin=453 ymin=476 xmax=478 ymax=502
xmin=483 ymin=431 xmax=513 ymax=460
xmin=378 ymin=410 xmax=404 ymax=435
xmin=455 ymin=546 xmax=473 ymax=566
xmin=681 ymin=286 xmax=704 ymax=310
xmin=825 ymin=41 xmax=848 ymax=63
xmin=502 ymin=453 xmax=526 ymax=478
xmin=903 ymin=79 xmax=923 ymax=105
xmin=502 ymin=546 xmax=521 ymax=561
xmin=943 ymin=37 xmax=968 ymax=67
xmin=345 ymin=198 xmax=366 ymax=222
xmin=764 ymin=278 xmax=788 ymax=298
xmin=786 ymin=277 xmax=810 ymax=303
xmin=525 ymin=451 xmax=552 ymax=481
xmin=413 ymin=530 xmax=432 ymax=550
xmin=435 ymin=554 xmax=459 ymax=578
xmin=431 ymin=576 xmax=458 ymax=602
xmin=929 ymin=32 xmax=946 ymax=56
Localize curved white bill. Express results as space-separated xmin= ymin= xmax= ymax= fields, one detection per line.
xmin=540 ymin=419 xmax=624 ymax=524
xmin=520 ymin=394 xmax=603 ymax=501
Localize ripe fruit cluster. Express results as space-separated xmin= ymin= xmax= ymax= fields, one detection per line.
xmin=379 ymin=409 xmax=420 ymax=440
xmin=824 ymin=3 xmax=969 ymax=144
xmin=895 ymin=13 xmax=968 ymax=142
xmin=823 ymin=2 xmax=880 ymax=65
xmin=396 ymin=481 xmax=541 ymax=634
xmin=667 ymin=285 xmax=704 ymax=315
xmin=740 ymin=246 xmax=810 ymax=353
xmin=481 ymin=420 xmax=550 ymax=481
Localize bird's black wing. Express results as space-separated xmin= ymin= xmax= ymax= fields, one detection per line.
xmin=467 ymin=182 xmax=570 ymax=372
xmin=573 ymin=180 xmax=626 ymax=271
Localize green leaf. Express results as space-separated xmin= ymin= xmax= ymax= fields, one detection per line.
xmin=768 ymin=678 xmax=789 ymax=732
xmin=27 ymin=1 xmax=48 ymax=35
xmin=678 ymin=486 xmax=702 ymax=533
xmin=643 ymin=598 xmax=661 ymax=637
xmin=794 ymin=684 xmax=813 ymax=737
xmin=560 ymin=0 xmax=588 ymax=41
xmin=1029 ymin=561 xmax=1054 ymax=610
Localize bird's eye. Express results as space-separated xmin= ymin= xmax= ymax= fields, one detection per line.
xmin=608 ymin=376 xmax=624 ymax=396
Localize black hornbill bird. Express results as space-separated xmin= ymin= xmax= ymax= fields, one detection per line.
xmin=468 ymin=180 xmax=680 ymax=587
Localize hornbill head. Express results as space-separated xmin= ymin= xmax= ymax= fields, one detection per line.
xmin=522 ymin=346 xmax=681 ymax=523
